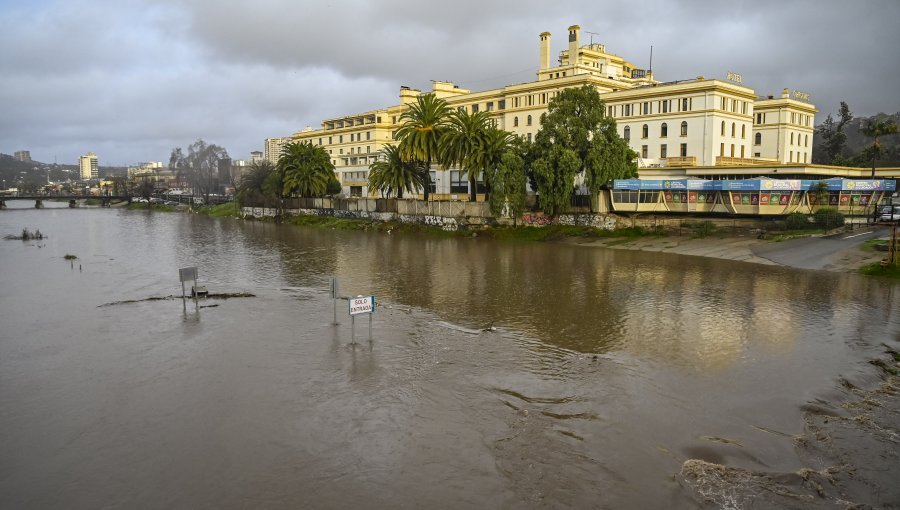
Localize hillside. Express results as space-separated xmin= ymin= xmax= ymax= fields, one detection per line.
xmin=812 ymin=111 xmax=900 ymax=167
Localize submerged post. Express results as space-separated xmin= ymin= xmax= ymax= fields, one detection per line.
xmin=331 ymin=277 xmax=339 ymax=325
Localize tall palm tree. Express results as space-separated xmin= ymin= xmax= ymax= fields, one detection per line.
xmin=236 ymin=160 xmax=276 ymax=207
xmin=278 ymin=141 xmax=335 ymax=197
xmin=439 ymin=109 xmax=492 ymax=201
xmin=368 ymin=144 xmax=426 ymax=199
xmin=861 ymin=118 xmax=898 ymax=177
xmin=472 ymin=126 xmax=516 ymax=198
xmin=395 ymin=93 xmax=451 ymax=201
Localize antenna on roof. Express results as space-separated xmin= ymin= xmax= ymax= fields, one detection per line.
xmin=585 ymin=30 xmax=600 ymax=46
xmin=649 ymin=45 xmax=653 ymax=76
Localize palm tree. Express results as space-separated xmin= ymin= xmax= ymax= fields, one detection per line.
xmin=861 ymin=118 xmax=898 ymax=177
xmin=472 ymin=126 xmax=516 ymax=198
xmin=278 ymin=141 xmax=335 ymax=197
xmin=395 ymin=93 xmax=451 ymax=200
xmin=439 ymin=109 xmax=492 ymax=201
xmin=368 ymin=144 xmax=426 ymax=198
xmin=236 ymin=160 xmax=276 ymax=207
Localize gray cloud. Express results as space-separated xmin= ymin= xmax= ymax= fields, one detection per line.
xmin=1 ymin=0 xmax=898 ymax=166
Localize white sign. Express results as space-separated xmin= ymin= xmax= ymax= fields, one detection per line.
xmin=349 ymin=296 xmax=375 ymax=315
xmin=726 ymin=71 xmax=743 ymax=84
xmin=179 ymin=267 xmax=198 ymax=282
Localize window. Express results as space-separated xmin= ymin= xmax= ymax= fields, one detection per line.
xmin=450 ymin=171 xmax=467 ymax=193
xmin=805 ymin=134 xmax=809 ymax=147
xmin=790 ymin=132 xmax=794 ymax=145
xmin=472 ymin=104 xmax=479 ymax=113
xmin=754 ymin=132 xmax=762 ymax=145
xmin=660 ymin=144 xmax=667 ymax=159
xmin=428 ymin=171 xmax=436 ymax=194
xmin=662 ymin=100 xmax=669 ymax=113
xmin=339 ymin=148 xmax=343 ymax=154
xmin=642 ymin=124 xmax=648 ymax=139
xmin=527 ymin=133 xmax=532 ymax=142
xmin=328 ymin=136 xmax=332 ymax=144
xmin=721 ymin=121 xmax=726 ymax=136
xmin=681 ymin=98 xmax=690 ymax=111
xmin=741 ymin=125 xmax=746 ymax=139
xmin=741 ymin=145 xmax=745 ymax=158
xmin=680 ymin=143 xmax=687 ymax=157
xmin=624 ymin=104 xmax=631 ymax=116
xmin=367 ymin=132 xmax=371 ymax=141
xmin=486 ymin=102 xmax=494 ymax=111
xmin=789 ymin=151 xmax=793 ymax=163
xmin=339 ymin=135 xmax=343 ymax=143
xmin=730 ymin=144 xmax=735 ymax=157
xmin=513 ymin=117 xmax=519 ymax=127
xmin=731 ymin=123 xmax=735 ymax=137
xmin=367 ymin=146 xmax=371 ymax=153
xmin=661 ymin=123 xmax=668 ymax=137
xmin=498 ymin=100 xmax=505 ymax=110
xmin=643 ymin=102 xmax=650 ymax=115
xmin=720 ymin=143 xmax=725 ymax=157
xmin=527 ymin=115 xmax=532 ymax=126
xmin=641 ymin=145 xmax=648 ymax=158
xmin=721 ymin=97 xmax=726 ymax=110
xmin=458 ymin=106 xmax=466 ymax=113
xmin=623 ymin=126 xmax=631 ymax=141
xmin=319 ymin=138 xmax=322 ymax=145
xmin=680 ymin=121 xmax=688 ymax=136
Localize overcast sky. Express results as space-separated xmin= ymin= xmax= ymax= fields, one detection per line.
xmin=2 ymin=0 xmax=898 ymax=167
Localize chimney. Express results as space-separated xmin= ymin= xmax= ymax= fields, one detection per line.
xmin=568 ymin=25 xmax=580 ymax=66
xmin=539 ymin=31 xmax=551 ymax=70
xmin=781 ymin=87 xmax=790 ymax=98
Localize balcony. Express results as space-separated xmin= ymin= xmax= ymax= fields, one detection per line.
xmin=666 ymin=156 xmax=697 ymax=167
xmin=715 ymin=157 xmax=761 ymax=166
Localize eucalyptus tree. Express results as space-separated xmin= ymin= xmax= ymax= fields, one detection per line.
xmin=530 ymin=85 xmax=636 ymax=214
xmin=395 ymin=93 xmax=452 ymax=200
xmin=168 ymin=139 xmax=230 ymax=204
xmin=487 ymin=136 xmax=530 ymax=220
xmin=278 ymin=141 xmax=335 ymax=198
xmin=368 ymin=144 xmax=426 ymax=198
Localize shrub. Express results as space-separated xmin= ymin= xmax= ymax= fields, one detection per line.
xmin=813 ymin=207 xmax=845 ymax=230
xmin=785 ymin=212 xmax=811 ymax=230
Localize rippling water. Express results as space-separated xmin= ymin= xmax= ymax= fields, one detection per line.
xmin=1 ymin=203 xmax=899 ymax=508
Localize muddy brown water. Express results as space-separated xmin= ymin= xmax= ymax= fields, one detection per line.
xmin=1 ymin=202 xmax=899 ymax=508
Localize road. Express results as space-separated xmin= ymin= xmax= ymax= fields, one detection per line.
xmin=751 ymin=227 xmax=888 ymax=270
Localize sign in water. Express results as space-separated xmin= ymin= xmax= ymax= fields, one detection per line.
xmin=349 ymin=296 xmax=375 ymax=315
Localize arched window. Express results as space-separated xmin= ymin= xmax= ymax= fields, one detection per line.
xmin=721 ymin=121 xmax=726 ymax=136
xmin=513 ymin=117 xmax=519 ymax=127
xmin=680 ymin=121 xmax=688 ymax=136
xmin=642 ymin=124 xmax=648 ymax=138
xmin=661 ymin=123 xmax=668 ymax=137
xmin=731 ymin=123 xmax=736 ymax=137
xmin=623 ymin=126 xmax=631 ymax=141
xmin=790 ymin=132 xmax=794 ymax=145
xmin=754 ymin=132 xmax=762 ymax=145
xmin=805 ymin=134 xmax=809 ymax=147
xmin=527 ymin=115 xmax=532 ymax=126
xmin=741 ymin=125 xmax=746 ymax=139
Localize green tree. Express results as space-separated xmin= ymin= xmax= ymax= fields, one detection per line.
xmin=368 ymin=144 xmax=426 ymax=198
xmin=236 ymin=160 xmax=278 ymax=207
xmin=278 ymin=141 xmax=335 ymax=197
xmin=395 ymin=93 xmax=452 ymax=201
xmin=861 ymin=117 xmax=898 ymax=176
xmin=439 ymin=109 xmax=493 ymax=201
xmin=168 ymin=140 xmax=230 ymax=204
xmin=487 ymin=137 xmax=530 ymax=220
xmin=529 ymin=85 xmax=636 ymax=214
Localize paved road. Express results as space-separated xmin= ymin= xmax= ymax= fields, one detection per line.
xmin=751 ymin=227 xmax=888 ymax=270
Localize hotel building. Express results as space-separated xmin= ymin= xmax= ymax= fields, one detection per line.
xmin=79 ymin=152 xmax=99 ymax=181
xmin=291 ymin=25 xmax=824 ymax=199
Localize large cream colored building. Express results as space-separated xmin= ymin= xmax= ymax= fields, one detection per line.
xmin=264 ymin=137 xmax=291 ymax=165
xmin=292 ymin=25 xmax=818 ymax=198
xmin=79 ymin=152 xmax=98 ymax=180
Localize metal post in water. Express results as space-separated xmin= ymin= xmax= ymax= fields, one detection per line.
xmin=331 ymin=277 xmax=338 ymax=325
xmin=351 ymin=315 xmax=356 ymax=345
xmin=368 ymin=313 xmax=372 ymax=342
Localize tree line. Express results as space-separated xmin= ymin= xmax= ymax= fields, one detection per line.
xmin=237 ymin=85 xmax=637 ymax=217
xmin=813 ymin=102 xmax=899 ymax=172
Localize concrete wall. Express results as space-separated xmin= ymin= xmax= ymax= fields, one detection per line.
xmin=241 ymin=198 xmax=620 ymax=231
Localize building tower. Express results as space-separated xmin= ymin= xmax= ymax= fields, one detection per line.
xmin=79 ymin=152 xmax=98 ymax=180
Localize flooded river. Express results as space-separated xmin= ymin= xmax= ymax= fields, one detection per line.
xmin=1 ymin=202 xmax=899 ymax=508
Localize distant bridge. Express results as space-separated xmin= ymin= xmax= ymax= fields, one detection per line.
xmin=0 ymin=195 xmax=131 ymax=208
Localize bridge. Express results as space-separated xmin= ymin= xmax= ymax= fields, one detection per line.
xmin=0 ymin=195 xmax=131 ymax=209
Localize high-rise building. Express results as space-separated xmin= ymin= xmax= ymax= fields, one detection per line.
xmin=14 ymin=150 xmax=31 ymax=162
xmin=265 ymin=137 xmax=291 ymax=165
xmin=79 ymin=152 xmax=99 ymax=180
